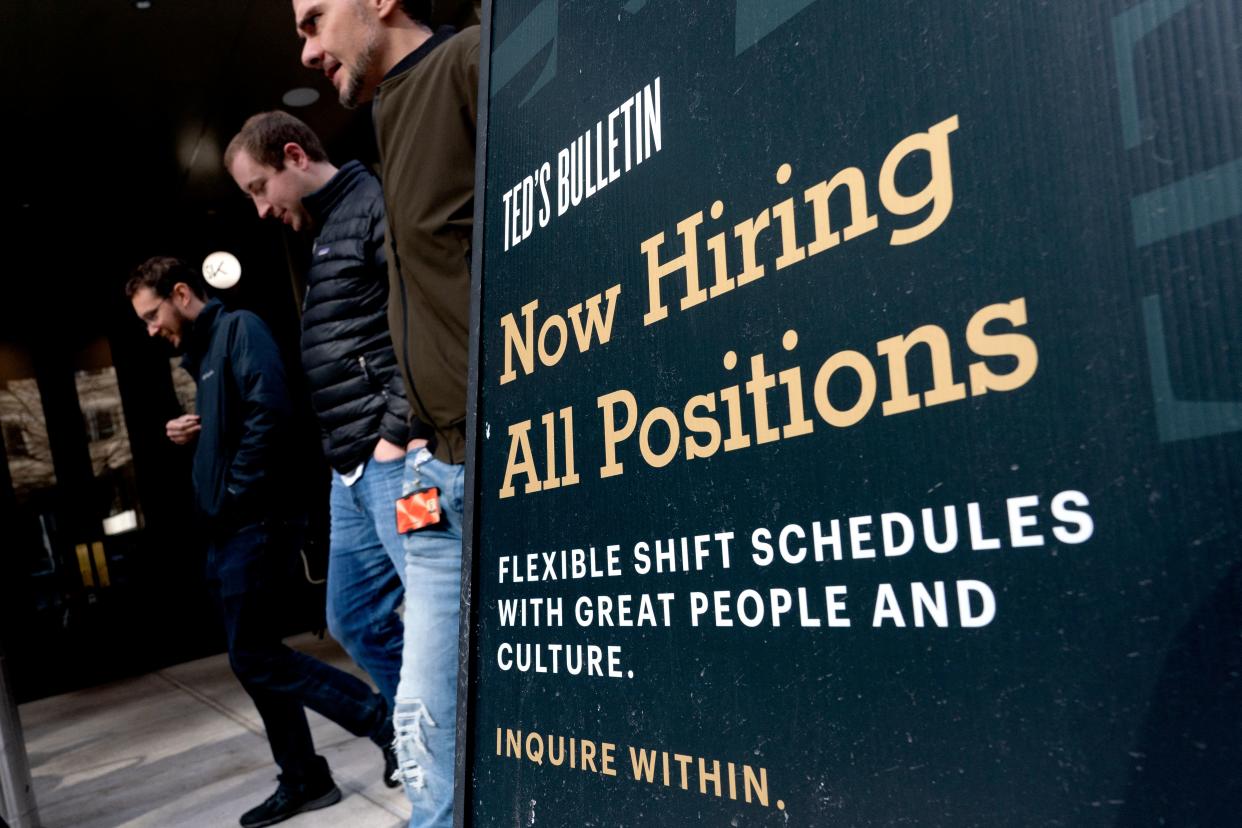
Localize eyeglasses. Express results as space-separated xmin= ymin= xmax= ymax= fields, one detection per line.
xmin=140 ymin=297 xmax=168 ymax=325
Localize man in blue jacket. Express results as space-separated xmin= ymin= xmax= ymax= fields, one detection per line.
xmin=127 ymin=257 xmax=393 ymax=827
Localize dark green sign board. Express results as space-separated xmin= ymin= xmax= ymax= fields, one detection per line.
xmin=460 ymin=1 xmax=1242 ymax=824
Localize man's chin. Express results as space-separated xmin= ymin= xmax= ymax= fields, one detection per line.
xmin=339 ymin=88 xmax=361 ymax=110
xmin=339 ymin=76 xmax=373 ymax=109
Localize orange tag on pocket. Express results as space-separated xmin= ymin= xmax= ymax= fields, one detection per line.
xmin=396 ymin=487 xmax=442 ymax=534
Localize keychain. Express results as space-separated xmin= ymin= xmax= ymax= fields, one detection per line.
xmin=396 ymin=451 xmax=443 ymax=533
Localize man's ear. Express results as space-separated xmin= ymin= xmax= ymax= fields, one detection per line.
xmin=375 ymin=0 xmax=406 ymax=23
xmin=171 ymin=282 xmax=191 ymax=307
xmin=283 ymin=142 xmax=310 ymax=170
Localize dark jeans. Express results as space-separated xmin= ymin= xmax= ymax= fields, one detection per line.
xmin=207 ymin=520 xmax=386 ymax=786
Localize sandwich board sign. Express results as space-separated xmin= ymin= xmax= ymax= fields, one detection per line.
xmin=460 ymin=1 xmax=1242 ymax=824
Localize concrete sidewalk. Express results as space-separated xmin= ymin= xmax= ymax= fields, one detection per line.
xmin=19 ymin=633 xmax=411 ymax=828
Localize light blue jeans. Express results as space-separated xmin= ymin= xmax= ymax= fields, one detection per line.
xmin=394 ymin=448 xmax=464 ymax=827
xmin=327 ymin=456 xmax=407 ymax=713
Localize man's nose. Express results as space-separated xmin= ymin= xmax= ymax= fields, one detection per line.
xmin=301 ymin=37 xmax=322 ymax=69
xmin=256 ymin=199 xmax=272 ymax=219
xmin=146 ymin=320 xmax=161 ymax=337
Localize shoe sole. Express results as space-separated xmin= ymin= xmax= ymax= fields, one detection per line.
xmin=242 ymin=786 xmax=343 ymax=828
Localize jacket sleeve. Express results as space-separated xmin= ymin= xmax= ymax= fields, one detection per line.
xmin=464 ymin=28 xmax=480 ymax=133
xmin=366 ymin=201 xmax=389 ymax=274
xmin=381 ymin=367 xmax=435 ymax=445
xmin=224 ymin=313 xmax=292 ymax=515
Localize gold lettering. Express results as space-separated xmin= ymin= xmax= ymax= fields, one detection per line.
xmin=876 ymin=324 xmax=967 ymax=415
xmin=879 ymin=114 xmax=960 ymax=245
xmin=966 ymin=298 xmax=1039 ymax=394
xmin=499 ymin=421 xmax=540 ymax=499
xmin=813 ymin=350 xmax=877 ymax=427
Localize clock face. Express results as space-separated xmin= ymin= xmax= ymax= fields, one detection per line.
xmin=202 ymin=251 xmax=241 ymax=289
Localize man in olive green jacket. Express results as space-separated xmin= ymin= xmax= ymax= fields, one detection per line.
xmin=291 ymin=2 xmax=478 ymax=826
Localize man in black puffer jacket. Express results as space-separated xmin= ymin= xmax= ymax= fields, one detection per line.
xmin=225 ymin=112 xmax=422 ymax=803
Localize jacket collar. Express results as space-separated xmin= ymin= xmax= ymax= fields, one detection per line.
xmin=302 ymin=160 xmax=368 ymax=226
xmin=381 ymin=25 xmax=457 ymax=85
xmin=181 ymin=298 xmax=224 ymax=378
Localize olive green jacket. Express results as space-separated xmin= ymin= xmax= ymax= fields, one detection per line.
xmin=374 ymin=25 xmax=480 ymax=464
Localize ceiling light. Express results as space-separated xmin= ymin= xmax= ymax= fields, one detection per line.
xmin=134 ymin=1 xmax=153 ymax=9
xmin=282 ymin=87 xmax=320 ymax=108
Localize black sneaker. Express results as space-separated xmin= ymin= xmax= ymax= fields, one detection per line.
xmin=239 ymin=778 xmax=342 ymax=828
xmin=382 ymin=740 xmax=400 ymax=789
xmin=371 ymin=708 xmax=400 ymax=789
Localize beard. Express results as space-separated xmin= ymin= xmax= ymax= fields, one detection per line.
xmin=340 ymin=13 xmax=382 ymax=109
xmin=169 ymin=314 xmax=194 ymax=354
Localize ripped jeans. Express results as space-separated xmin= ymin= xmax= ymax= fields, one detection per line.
xmin=395 ymin=448 xmax=464 ymax=827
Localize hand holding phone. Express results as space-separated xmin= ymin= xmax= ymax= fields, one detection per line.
xmin=166 ymin=414 xmax=202 ymax=445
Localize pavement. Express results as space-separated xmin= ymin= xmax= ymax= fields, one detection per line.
xmin=19 ymin=633 xmax=411 ymax=828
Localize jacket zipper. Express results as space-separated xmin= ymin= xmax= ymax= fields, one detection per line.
xmin=359 ymin=354 xmax=389 ymax=399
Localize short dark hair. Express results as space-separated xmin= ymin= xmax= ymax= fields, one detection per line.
xmin=125 ymin=256 xmax=207 ymax=300
xmin=224 ymin=111 xmax=329 ymax=172
xmin=399 ymin=0 xmax=432 ymax=23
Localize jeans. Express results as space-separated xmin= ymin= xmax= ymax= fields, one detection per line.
xmin=328 ymin=456 xmax=407 ymax=712
xmin=207 ymin=521 xmax=386 ymax=786
xmin=393 ymin=448 xmax=465 ymax=828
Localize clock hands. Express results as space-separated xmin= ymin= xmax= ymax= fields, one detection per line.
xmin=203 ymin=253 xmax=240 ymax=287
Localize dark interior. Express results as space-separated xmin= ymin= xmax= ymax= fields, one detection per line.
xmin=0 ymin=0 xmax=473 ymax=702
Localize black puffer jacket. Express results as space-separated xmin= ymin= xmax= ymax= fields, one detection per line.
xmin=301 ymin=161 xmax=422 ymax=472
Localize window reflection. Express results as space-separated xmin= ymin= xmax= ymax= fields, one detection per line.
xmin=0 ymin=375 xmax=57 ymax=504
xmin=0 ymin=344 xmax=57 ymax=580
xmin=74 ymin=348 xmax=142 ymax=536
xmin=171 ymin=357 xmax=196 ymax=415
